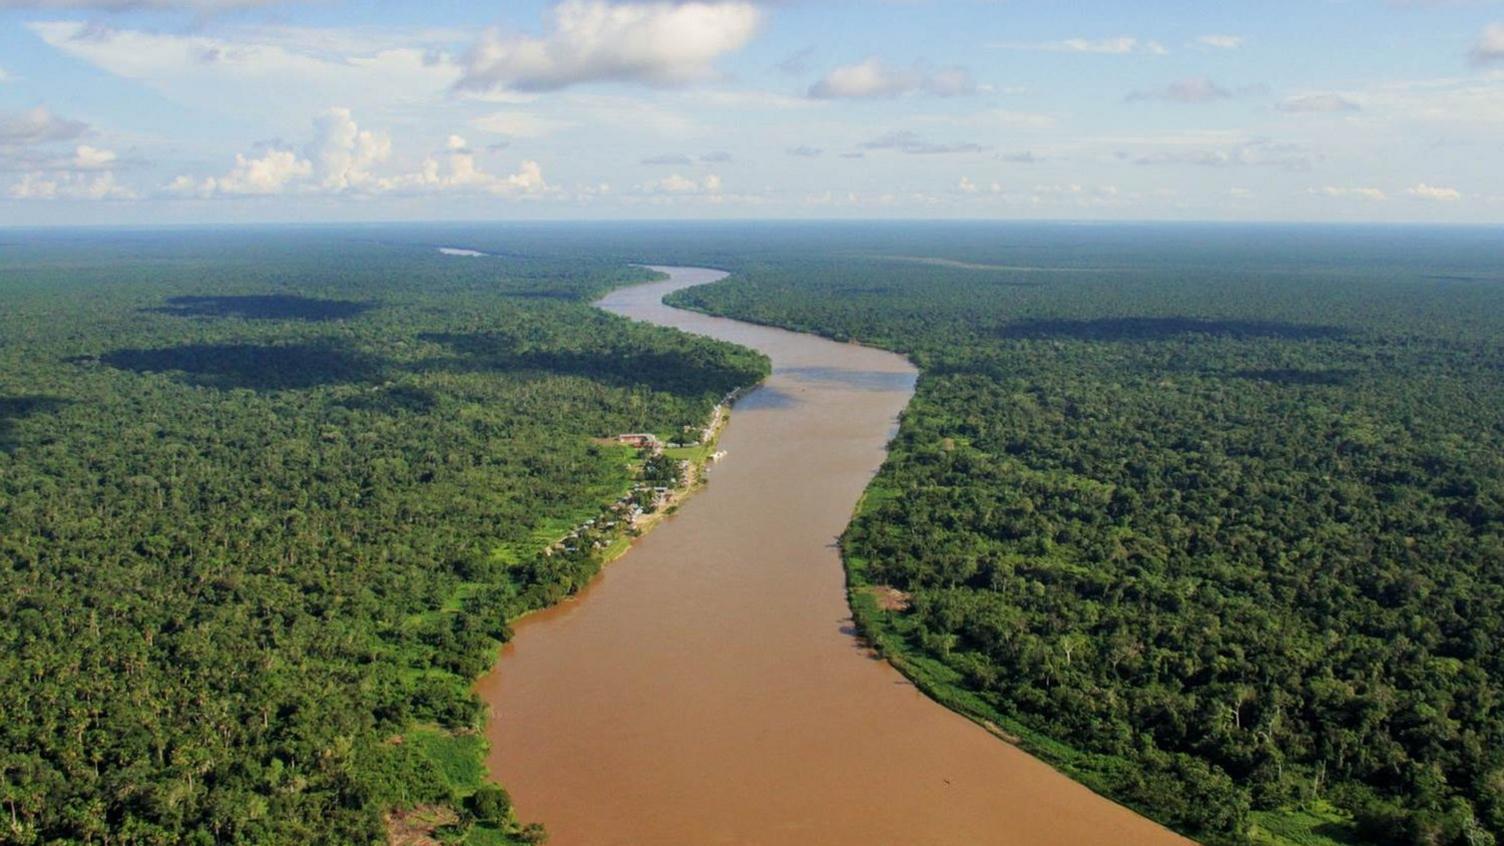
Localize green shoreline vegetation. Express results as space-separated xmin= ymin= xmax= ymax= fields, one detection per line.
xmin=0 ymin=232 xmax=767 ymax=845
xmin=666 ymin=224 xmax=1504 ymax=846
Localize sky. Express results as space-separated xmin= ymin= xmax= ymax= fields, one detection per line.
xmin=1 ymin=0 xmax=1502 ymax=225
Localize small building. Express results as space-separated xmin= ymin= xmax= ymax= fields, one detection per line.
xmin=617 ymin=433 xmax=661 ymax=449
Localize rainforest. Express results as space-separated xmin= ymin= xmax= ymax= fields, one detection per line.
xmin=668 ymin=222 xmax=1504 ymax=846
xmin=3 ymin=222 xmax=1503 ymax=846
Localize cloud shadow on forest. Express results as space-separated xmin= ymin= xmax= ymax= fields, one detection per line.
xmin=94 ymin=342 xmax=386 ymax=391
xmin=146 ymin=295 xmax=377 ymax=322
xmin=418 ymin=332 xmax=752 ymax=398
xmin=0 ymin=395 xmax=69 ymax=453
xmin=996 ymin=317 xmax=1350 ymax=342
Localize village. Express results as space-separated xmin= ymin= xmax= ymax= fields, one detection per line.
xmin=542 ymin=388 xmax=741 ymax=562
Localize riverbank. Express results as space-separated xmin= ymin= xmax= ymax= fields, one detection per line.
xmin=664 ymin=275 xmax=1360 ymax=846
xmin=385 ymin=269 xmax=761 ymax=846
xmin=476 ymin=266 xmax=1193 ymax=846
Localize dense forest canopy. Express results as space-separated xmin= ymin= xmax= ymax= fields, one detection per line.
xmin=666 ymin=223 xmax=1504 ymax=846
xmin=0 ymin=228 xmax=768 ymax=845
xmin=5 ymin=220 xmax=1503 ymax=846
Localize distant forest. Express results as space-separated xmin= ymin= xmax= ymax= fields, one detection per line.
xmin=0 ymin=230 xmax=768 ymax=845
xmin=668 ymin=224 xmax=1504 ymax=846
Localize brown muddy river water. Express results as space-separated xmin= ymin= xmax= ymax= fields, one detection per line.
xmin=476 ymin=266 xmax=1193 ymax=845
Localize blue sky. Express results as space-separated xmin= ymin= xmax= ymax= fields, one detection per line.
xmin=1 ymin=0 xmax=1502 ymax=224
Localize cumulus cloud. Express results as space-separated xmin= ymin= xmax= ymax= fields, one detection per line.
xmin=0 ymin=106 xmax=89 ymax=146
xmin=862 ymin=130 xmax=988 ymax=155
xmin=808 ymin=58 xmax=976 ymax=99
xmin=1196 ymin=35 xmax=1243 ymax=49
xmin=311 ymin=107 xmax=391 ymax=191
xmin=1127 ymin=77 xmax=1234 ymax=103
xmin=71 ymin=145 xmax=118 ymax=170
xmin=995 ymin=36 xmax=1166 ymax=55
xmin=1407 ymin=183 xmax=1461 ymax=201
xmin=172 ymin=149 xmax=312 ymax=196
xmin=399 ymin=136 xmax=548 ymax=195
xmin=0 ymin=104 xmax=136 ymax=200
xmin=169 ymin=108 xmax=547 ymax=198
xmin=1470 ymin=23 xmax=1504 ymax=66
xmin=458 ymin=0 xmax=762 ymax=93
xmin=1278 ymin=93 xmax=1361 ymax=113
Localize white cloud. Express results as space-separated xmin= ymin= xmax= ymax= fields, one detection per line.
xmin=995 ymin=36 xmax=1167 ymax=55
xmin=399 ymin=138 xmax=549 ymax=195
xmin=72 ymin=145 xmax=118 ymax=170
xmin=458 ymin=0 xmax=761 ymax=92
xmin=0 ymin=66 xmax=11 ymax=83
xmin=169 ymin=109 xmax=548 ymax=198
xmin=174 ymin=149 xmax=313 ymax=196
xmin=1196 ymin=35 xmax=1243 ymax=50
xmin=311 ymin=107 xmax=391 ymax=192
xmin=1471 ymin=23 xmax=1504 ymax=66
xmin=472 ymin=111 xmax=575 ymax=139
xmin=808 ymin=58 xmax=976 ymax=99
xmin=1312 ymin=186 xmax=1387 ymax=201
xmin=1278 ymin=93 xmax=1361 ymax=113
xmin=1407 ymin=183 xmax=1462 ymax=201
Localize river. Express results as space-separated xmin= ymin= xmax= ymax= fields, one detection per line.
xmin=475 ymin=266 xmax=1192 ymax=845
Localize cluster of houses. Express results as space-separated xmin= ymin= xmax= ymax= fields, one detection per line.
xmin=550 ymin=393 xmax=745 ymax=558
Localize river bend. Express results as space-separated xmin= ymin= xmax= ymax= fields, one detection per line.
xmin=475 ymin=266 xmax=1191 ymax=846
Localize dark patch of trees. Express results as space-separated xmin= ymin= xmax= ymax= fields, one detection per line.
xmin=98 ymin=341 xmax=385 ymax=391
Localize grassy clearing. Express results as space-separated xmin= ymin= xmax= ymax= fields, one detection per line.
xmin=663 ymin=443 xmax=714 ymax=463
xmin=407 ymin=726 xmax=489 ymax=795
xmin=1250 ymin=805 xmax=1363 ymax=846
